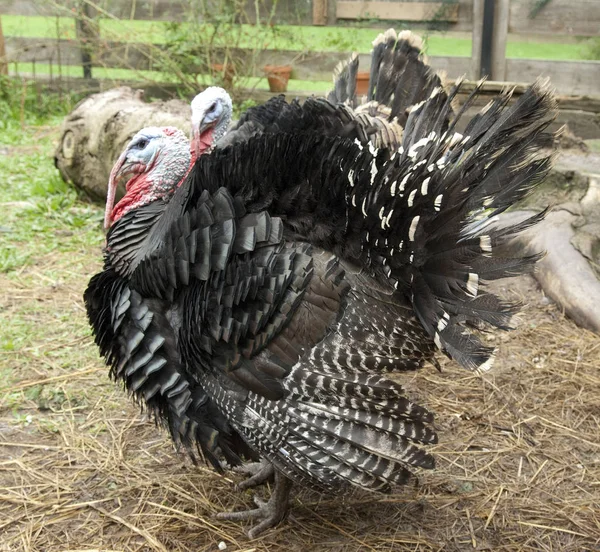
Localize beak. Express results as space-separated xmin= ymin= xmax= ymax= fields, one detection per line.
xmin=191 ymin=116 xmax=214 ymax=159
xmin=104 ymin=151 xmax=134 ymax=230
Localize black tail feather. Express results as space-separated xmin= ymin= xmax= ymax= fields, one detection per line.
xmin=345 ymin=78 xmax=557 ymax=371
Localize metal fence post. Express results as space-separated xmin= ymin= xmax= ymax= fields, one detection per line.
xmin=471 ymin=0 xmax=509 ymax=80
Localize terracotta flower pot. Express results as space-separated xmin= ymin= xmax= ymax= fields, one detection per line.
xmin=211 ymin=63 xmax=235 ymax=87
xmin=356 ymin=71 xmax=370 ymax=96
xmin=263 ymin=65 xmax=292 ymax=93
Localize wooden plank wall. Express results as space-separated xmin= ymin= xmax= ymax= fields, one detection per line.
xmin=508 ymin=0 xmax=600 ymax=36
xmin=1 ymin=0 xmax=599 ymax=96
xmin=0 ymin=0 xmax=315 ymax=25
xmin=335 ymin=2 xmax=459 ymax=22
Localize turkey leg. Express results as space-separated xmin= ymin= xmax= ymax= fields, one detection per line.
xmin=216 ymin=469 xmax=293 ymax=538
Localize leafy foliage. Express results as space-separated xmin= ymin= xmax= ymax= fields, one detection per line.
xmin=155 ymin=0 xmax=282 ymax=97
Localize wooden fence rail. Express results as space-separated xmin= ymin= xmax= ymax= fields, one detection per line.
xmin=4 ymin=35 xmax=600 ymax=97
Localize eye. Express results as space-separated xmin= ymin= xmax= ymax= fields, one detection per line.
xmin=132 ymin=138 xmax=149 ymax=150
xmin=208 ymin=102 xmax=218 ymax=113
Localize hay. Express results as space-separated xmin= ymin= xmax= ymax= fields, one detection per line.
xmin=1 ymin=251 xmax=599 ymax=551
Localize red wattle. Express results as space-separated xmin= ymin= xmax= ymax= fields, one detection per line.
xmin=199 ymin=128 xmax=215 ymax=155
xmin=111 ymin=174 xmax=152 ymax=224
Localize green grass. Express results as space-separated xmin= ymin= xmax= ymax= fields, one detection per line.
xmin=0 ymin=118 xmax=102 ymax=276
xmin=3 ymin=15 xmax=597 ymax=60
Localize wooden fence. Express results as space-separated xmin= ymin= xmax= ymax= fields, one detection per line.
xmin=0 ymin=0 xmax=599 ymax=97
xmin=1 ymin=0 xmax=599 ymax=34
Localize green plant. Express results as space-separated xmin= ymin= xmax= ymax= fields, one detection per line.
xmin=0 ymin=118 xmax=100 ymax=275
xmin=0 ymin=76 xmax=83 ymax=130
xmin=154 ymin=0 xmax=281 ymax=98
xmin=581 ymin=38 xmax=600 ymax=61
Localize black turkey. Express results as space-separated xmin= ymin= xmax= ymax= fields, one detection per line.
xmin=86 ymin=69 xmax=556 ymax=536
xmin=190 ymin=29 xmax=447 ymax=157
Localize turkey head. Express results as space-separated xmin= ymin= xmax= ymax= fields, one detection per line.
xmin=190 ymin=87 xmax=233 ymax=159
xmin=104 ymin=126 xmax=190 ymax=229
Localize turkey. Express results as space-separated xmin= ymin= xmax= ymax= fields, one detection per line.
xmin=85 ymin=75 xmax=556 ymax=537
xmin=190 ymin=29 xmax=447 ymax=157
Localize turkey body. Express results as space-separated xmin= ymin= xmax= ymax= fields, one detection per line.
xmin=86 ymin=31 xmax=557 ymax=536
xmin=86 ymin=141 xmax=443 ymax=496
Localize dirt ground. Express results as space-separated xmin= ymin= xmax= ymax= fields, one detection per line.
xmin=1 ymin=239 xmax=599 ymax=552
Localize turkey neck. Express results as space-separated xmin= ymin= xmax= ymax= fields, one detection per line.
xmin=104 ymin=200 xmax=169 ymax=276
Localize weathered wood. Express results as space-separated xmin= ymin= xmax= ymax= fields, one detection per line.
xmin=470 ymin=0 xmax=483 ymax=80
xmin=0 ymin=0 xmax=313 ymax=25
xmin=326 ymin=0 xmax=336 ymax=25
xmin=5 ymin=33 xmax=600 ymax=97
xmin=503 ymin=209 xmax=600 ymax=335
xmin=75 ymin=0 xmax=96 ymax=79
xmin=54 ymin=87 xmax=191 ymax=200
xmin=2 ymin=0 xmax=599 ymax=35
xmin=557 ymin=96 xmax=600 ymax=113
xmin=4 ymin=37 xmax=158 ymax=69
xmin=505 ymin=58 xmax=600 ymax=98
xmin=471 ymin=0 xmax=509 ymax=81
xmin=0 ymin=16 xmax=7 ymax=75
xmin=313 ymin=0 xmax=327 ymax=25
xmin=336 ymin=1 xmax=459 ymax=22
xmin=508 ymin=0 xmax=600 ymax=36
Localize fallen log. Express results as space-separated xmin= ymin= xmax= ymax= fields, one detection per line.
xmin=54 ymin=86 xmax=191 ymax=201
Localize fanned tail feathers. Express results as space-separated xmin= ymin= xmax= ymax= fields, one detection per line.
xmin=346 ymin=78 xmax=557 ymax=371
xmin=367 ymin=29 xmax=445 ymax=123
xmin=327 ymin=29 xmax=450 ymax=148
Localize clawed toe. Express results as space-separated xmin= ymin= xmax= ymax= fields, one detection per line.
xmin=215 ymin=471 xmax=293 ymax=538
xmin=236 ymin=460 xmax=275 ymax=490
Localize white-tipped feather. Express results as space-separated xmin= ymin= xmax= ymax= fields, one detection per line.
xmin=449 ymin=132 xmax=463 ymax=147
xmin=477 ymin=351 xmax=497 ymax=373
xmin=437 ymin=312 xmax=450 ymax=332
xmin=480 ymin=235 xmax=492 ymax=253
xmin=466 ymin=273 xmax=479 ymax=297
xmin=407 ymin=189 xmax=417 ymax=207
xmin=408 ymin=216 xmax=420 ymax=241
xmin=396 ymin=29 xmax=423 ymax=50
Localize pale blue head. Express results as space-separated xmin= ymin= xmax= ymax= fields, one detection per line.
xmin=105 ymin=126 xmax=191 ymax=228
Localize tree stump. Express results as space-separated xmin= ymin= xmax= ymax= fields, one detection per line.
xmin=54 ymin=87 xmax=191 ymax=201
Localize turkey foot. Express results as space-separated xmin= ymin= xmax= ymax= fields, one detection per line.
xmin=216 ymin=470 xmax=293 ymax=538
xmin=234 ymin=459 xmax=275 ymax=490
